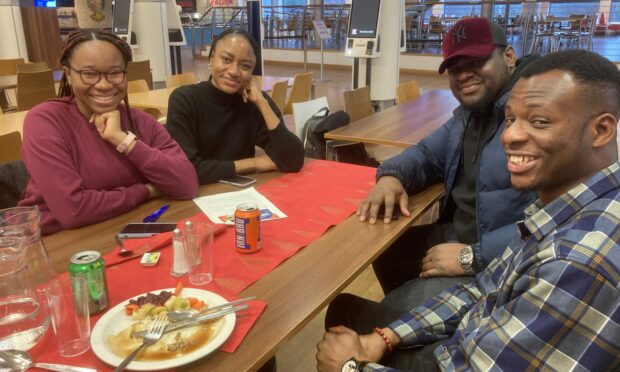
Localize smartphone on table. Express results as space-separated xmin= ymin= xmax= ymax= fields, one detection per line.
xmin=219 ymin=175 xmax=257 ymax=187
xmin=118 ymin=223 xmax=177 ymax=239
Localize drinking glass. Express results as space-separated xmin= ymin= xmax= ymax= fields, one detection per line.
xmin=46 ymin=276 xmax=91 ymax=357
xmin=184 ymin=223 xmax=214 ymax=285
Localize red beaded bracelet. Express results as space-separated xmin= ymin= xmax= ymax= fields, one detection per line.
xmin=373 ymin=327 xmax=393 ymax=353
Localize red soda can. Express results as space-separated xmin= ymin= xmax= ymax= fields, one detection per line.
xmin=235 ymin=203 xmax=261 ymax=253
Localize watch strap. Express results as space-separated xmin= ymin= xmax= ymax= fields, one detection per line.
xmin=116 ymin=131 xmax=136 ymax=154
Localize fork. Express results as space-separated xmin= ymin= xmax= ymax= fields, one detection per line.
xmin=114 ymin=313 xmax=169 ymax=372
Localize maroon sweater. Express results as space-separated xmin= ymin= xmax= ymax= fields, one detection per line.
xmin=19 ymin=97 xmax=198 ymax=235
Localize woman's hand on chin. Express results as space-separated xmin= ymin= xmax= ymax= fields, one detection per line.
xmin=90 ymin=110 xmax=126 ymax=146
xmin=241 ymin=77 xmax=265 ymax=105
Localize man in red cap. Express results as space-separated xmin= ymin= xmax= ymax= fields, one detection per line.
xmin=355 ymin=17 xmax=540 ymax=294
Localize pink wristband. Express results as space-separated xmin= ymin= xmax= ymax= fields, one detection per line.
xmin=116 ymin=131 xmax=136 ymax=154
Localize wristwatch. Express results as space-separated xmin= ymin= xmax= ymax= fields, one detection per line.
xmin=458 ymin=245 xmax=476 ymax=275
xmin=341 ymin=357 xmax=367 ymax=372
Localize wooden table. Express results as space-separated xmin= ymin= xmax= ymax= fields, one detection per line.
xmin=325 ymin=90 xmax=459 ymax=158
xmin=128 ymin=76 xmax=293 ymax=111
xmin=43 ymin=171 xmax=444 ymax=371
xmin=0 ymin=110 xmax=27 ymax=137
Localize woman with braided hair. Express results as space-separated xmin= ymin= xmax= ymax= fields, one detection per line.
xmin=165 ymin=29 xmax=304 ymax=185
xmin=19 ymin=29 xmax=198 ymax=235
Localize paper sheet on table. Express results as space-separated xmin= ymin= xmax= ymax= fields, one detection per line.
xmin=193 ymin=187 xmax=287 ymax=225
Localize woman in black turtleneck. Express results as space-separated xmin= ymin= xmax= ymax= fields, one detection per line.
xmin=165 ymin=29 xmax=304 ymax=185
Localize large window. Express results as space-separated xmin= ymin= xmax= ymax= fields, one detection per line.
xmin=611 ymin=0 xmax=620 ymax=22
xmin=441 ymin=1 xmax=481 ymax=18
xmin=548 ymin=1 xmax=599 ymax=17
xmin=493 ymin=3 xmax=523 ymax=19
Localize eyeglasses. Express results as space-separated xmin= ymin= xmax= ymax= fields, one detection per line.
xmin=68 ymin=66 xmax=127 ymax=85
xmin=446 ymin=57 xmax=489 ymax=75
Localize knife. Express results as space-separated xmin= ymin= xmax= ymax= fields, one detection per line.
xmin=132 ymin=304 xmax=248 ymax=338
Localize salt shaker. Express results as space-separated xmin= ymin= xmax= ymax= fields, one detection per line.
xmin=170 ymin=228 xmax=188 ymax=277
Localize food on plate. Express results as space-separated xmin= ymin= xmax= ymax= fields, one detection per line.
xmin=108 ymin=315 xmax=224 ymax=360
xmin=108 ymin=286 xmax=221 ymax=361
xmin=124 ymin=284 xmax=205 ymax=320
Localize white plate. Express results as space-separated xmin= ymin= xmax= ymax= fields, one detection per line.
xmin=90 ymin=288 xmax=235 ymax=370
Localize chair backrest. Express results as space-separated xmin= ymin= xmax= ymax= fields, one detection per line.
xmin=126 ymin=60 xmax=153 ymax=90
xmin=292 ymin=96 xmax=329 ymax=138
xmin=0 ymin=58 xmax=25 ymax=76
xmin=16 ymin=62 xmax=50 ymax=73
xmin=343 ymin=86 xmax=373 ymax=122
xmin=283 ymin=71 xmax=313 ymax=115
xmin=17 ymin=70 xmax=56 ymax=111
xmin=269 ymin=80 xmax=289 ymax=113
xmin=0 ymin=131 xmax=22 ymax=163
xmin=166 ymin=72 xmax=197 ymax=88
xmin=396 ymin=80 xmax=421 ymax=105
xmin=127 ymin=79 xmax=150 ymax=93
xmin=127 ymin=79 xmax=166 ymax=121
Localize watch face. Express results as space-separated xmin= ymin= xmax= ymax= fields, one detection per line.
xmin=341 ymin=359 xmax=358 ymax=372
xmin=459 ymin=249 xmax=473 ymax=264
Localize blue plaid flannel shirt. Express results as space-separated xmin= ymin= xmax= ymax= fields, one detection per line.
xmin=366 ymin=162 xmax=620 ymax=371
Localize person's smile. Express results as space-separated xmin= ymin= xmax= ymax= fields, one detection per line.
xmin=457 ymin=80 xmax=482 ymax=95
xmin=505 ymin=152 xmax=539 ymax=174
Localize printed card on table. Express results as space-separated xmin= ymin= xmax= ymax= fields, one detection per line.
xmin=193 ymin=187 xmax=287 ymax=225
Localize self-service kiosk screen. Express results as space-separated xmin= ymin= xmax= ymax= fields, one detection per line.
xmin=347 ymin=0 xmax=381 ymax=38
xmin=113 ymin=0 xmax=131 ymax=35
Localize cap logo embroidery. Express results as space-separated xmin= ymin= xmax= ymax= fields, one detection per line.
xmin=452 ymin=24 xmax=467 ymax=44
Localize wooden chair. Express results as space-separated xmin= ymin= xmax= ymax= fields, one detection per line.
xmin=343 ymin=86 xmax=374 ymax=122
xmin=343 ymin=86 xmax=403 ymax=162
xmin=283 ymin=71 xmax=313 ymax=115
xmin=16 ymin=62 xmax=49 ymax=72
xmin=127 ymin=79 xmax=150 ymax=94
xmin=396 ymin=80 xmax=421 ymax=105
xmin=126 ymin=60 xmax=153 ymax=90
xmin=0 ymin=131 xmax=22 ymax=163
xmin=166 ymin=72 xmax=197 ymax=88
xmin=126 ymin=79 xmax=165 ymax=123
xmin=269 ymin=80 xmax=289 ymax=113
xmin=17 ymin=70 xmax=56 ymax=111
xmin=0 ymin=58 xmax=25 ymax=75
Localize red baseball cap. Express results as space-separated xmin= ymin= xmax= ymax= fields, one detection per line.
xmin=438 ymin=18 xmax=508 ymax=74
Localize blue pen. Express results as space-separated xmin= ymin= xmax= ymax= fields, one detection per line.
xmin=143 ymin=204 xmax=170 ymax=223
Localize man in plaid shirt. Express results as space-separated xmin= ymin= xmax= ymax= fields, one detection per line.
xmin=317 ymin=50 xmax=620 ymax=372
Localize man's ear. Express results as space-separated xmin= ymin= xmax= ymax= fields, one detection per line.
xmin=503 ymin=46 xmax=517 ymax=70
xmin=590 ymin=113 xmax=618 ymax=149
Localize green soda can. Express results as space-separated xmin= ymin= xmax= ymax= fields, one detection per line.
xmin=68 ymin=251 xmax=109 ymax=315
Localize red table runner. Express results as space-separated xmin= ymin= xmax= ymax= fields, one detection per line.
xmin=30 ymin=160 xmax=376 ymax=370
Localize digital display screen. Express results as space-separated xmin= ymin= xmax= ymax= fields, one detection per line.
xmin=348 ymin=0 xmax=381 ymax=39
xmin=113 ymin=0 xmax=131 ymax=35
xmin=34 ymin=0 xmax=56 ymax=7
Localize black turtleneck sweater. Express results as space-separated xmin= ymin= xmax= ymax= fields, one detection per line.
xmin=165 ymin=79 xmax=304 ymax=184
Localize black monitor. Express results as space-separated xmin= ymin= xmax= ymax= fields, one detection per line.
xmin=113 ymin=0 xmax=132 ymax=36
xmin=348 ymin=0 xmax=381 ymax=39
